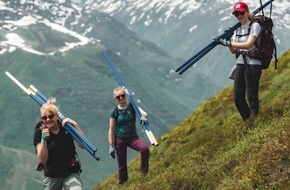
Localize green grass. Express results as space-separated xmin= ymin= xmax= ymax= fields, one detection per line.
xmin=93 ymin=49 xmax=290 ymax=190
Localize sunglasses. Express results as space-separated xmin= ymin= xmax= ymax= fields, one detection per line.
xmin=115 ymin=94 xmax=126 ymax=100
xmin=41 ymin=114 xmax=55 ymax=121
xmin=233 ymin=11 xmax=246 ymax=17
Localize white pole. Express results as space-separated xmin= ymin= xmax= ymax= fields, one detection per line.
xmin=5 ymin=71 xmax=30 ymax=95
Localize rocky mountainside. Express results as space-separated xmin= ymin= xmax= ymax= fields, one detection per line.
xmin=81 ymin=0 xmax=290 ymax=85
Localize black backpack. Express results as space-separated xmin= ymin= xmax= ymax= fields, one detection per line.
xmin=250 ymin=15 xmax=278 ymax=69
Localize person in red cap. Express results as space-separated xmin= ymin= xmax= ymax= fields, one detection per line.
xmin=233 ymin=2 xmax=249 ymax=13
xmin=215 ymin=2 xmax=262 ymax=122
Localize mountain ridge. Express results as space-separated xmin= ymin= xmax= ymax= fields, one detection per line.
xmin=83 ymin=0 xmax=290 ymax=86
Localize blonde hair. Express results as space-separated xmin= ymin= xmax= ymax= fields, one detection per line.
xmin=113 ymin=86 xmax=125 ymax=98
xmin=40 ymin=97 xmax=59 ymax=115
xmin=248 ymin=13 xmax=254 ymax=21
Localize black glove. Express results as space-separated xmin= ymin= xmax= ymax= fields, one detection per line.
xmin=214 ymin=37 xmax=231 ymax=47
xmin=109 ymin=144 xmax=115 ymax=159
xmin=224 ymin=28 xmax=234 ymax=40
xmin=140 ymin=116 xmax=148 ymax=125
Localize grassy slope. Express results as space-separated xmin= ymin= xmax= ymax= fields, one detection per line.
xmin=93 ymin=49 xmax=290 ymax=190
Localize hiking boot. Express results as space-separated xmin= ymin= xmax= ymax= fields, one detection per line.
xmin=118 ymin=180 xmax=127 ymax=185
xmin=140 ymin=172 xmax=148 ymax=178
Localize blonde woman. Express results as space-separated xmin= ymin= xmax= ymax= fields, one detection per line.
xmin=216 ymin=2 xmax=262 ymax=121
xmin=33 ymin=97 xmax=85 ymax=190
xmin=108 ymin=87 xmax=149 ymax=184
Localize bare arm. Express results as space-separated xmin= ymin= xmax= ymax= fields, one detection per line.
xmin=36 ymin=127 xmax=49 ymax=164
xmin=229 ymin=35 xmax=257 ymax=54
xmin=108 ymin=118 xmax=116 ymax=145
xmin=36 ymin=142 xmax=49 ymax=164
xmin=139 ymin=107 xmax=148 ymax=118
xmin=62 ymin=118 xmax=85 ymax=149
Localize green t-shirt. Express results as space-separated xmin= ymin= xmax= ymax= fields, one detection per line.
xmin=110 ymin=103 xmax=137 ymax=139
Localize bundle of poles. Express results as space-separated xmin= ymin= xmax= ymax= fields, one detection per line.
xmin=175 ymin=0 xmax=274 ymax=74
xmin=5 ymin=71 xmax=100 ymax=161
xmin=102 ymin=52 xmax=158 ymax=146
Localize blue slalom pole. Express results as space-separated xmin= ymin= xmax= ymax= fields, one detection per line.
xmin=175 ymin=0 xmax=275 ymax=74
xmin=5 ymin=72 xmax=100 ymax=161
xmin=101 ymin=52 xmax=158 ymax=146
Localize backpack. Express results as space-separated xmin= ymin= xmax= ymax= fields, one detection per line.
xmin=250 ymin=15 xmax=278 ymax=69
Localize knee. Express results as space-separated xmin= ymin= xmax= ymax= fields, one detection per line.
xmin=140 ymin=147 xmax=149 ymax=155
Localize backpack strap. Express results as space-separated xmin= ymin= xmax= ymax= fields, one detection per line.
xmin=75 ymin=152 xmax=82 ymax=173
xmin=234 ymin=22 xmax=254 ymax=75
xmin=273 ymin=41 xmax=278 ymax=69
xmin=235 ymin=22 xmax=253 ymax=38
xmin=114 ymin=105 xmax=118 ymax=120
xmin=114 ymin=102 xmax=136 ymax=123
xmin=247 ymin=21 xmax=260 ymax=49
xmin=129 ymin=102 xmax=136 ymax=122
xmin=36 ymin=163 xmax=44 ymax=171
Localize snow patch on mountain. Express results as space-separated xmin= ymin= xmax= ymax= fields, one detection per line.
xmin=85 ymin=0 xmax=203 ymax=24
xmin=84 ymin=0 xmax=289 ymax=29
xmin=0 ymin=0 xmax=100 ymax=55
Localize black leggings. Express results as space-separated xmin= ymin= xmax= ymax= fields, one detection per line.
xmin=234 ymin=64 xmax=262 ymax=121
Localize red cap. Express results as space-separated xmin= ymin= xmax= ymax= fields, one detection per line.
xmin=233 ymin=2 xmax=249 ymax=13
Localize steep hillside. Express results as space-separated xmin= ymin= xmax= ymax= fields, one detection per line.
xmin=94 ymin=49 xmax=290 ymax=190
